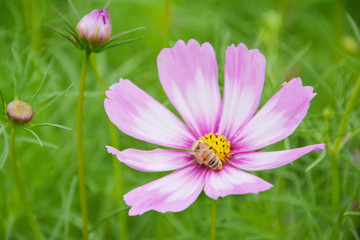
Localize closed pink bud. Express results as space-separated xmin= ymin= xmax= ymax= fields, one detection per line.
xmin=76 ymin=8 xmax=112 ymax=46
xmin=7 ymin=100 xmax=33 ymax=124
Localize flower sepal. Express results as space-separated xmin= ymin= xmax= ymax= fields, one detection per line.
xmin=91 ymin=26 xmax=146 ymax=53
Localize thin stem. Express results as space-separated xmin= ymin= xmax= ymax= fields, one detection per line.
xmin=0 ymin=90 xmax=5 ymax=118
xmin=90 ymin=55 xmax=106 ymax=95
xmin=30 ymin=62 xmax=51 ymax=104
xmin=10 ymin=49 xmax=19 ymax=101
xmin=35 ymin=82 xmax=74 ymax=116
xmin=329 ymin=77 xmax=360 ymax=238
xmin=163 ymin=0 xmax=170 ymax=47
xmin=90 ymin=55 xmax=127 ymax=240
xmin=77 ymin=51 xmax=90 ymax=240
xmin=68 ymin=0 xmax=80 ymax=20
xmin=330 ymin=150 xmax=340 ymax=212
xmin=331 ymin=77 xmax=360 ymax=210
xmin=333 ymin=77 xmax=360 ymax=154
xmin=13 ymin=76 xmax=19 ymax=101
xmin=10 ymin=127 xmax=43 ymax=240
xmin=210 ymin=199 xmax=217 ymax=240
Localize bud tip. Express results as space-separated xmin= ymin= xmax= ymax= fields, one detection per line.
xmin=76 ymin=8 xmax=112 ymax=47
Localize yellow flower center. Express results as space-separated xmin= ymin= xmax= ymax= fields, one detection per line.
xmin=199 ymin=133 xmax=231 ymax=162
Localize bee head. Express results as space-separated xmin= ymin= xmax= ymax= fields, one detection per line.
xmin=191 ymin=140 xmax=208 ymax=152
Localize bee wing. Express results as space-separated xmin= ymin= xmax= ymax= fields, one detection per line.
xmin=193 ymin=151 xmax=204 ymax=164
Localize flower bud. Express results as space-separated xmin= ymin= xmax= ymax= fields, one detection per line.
xmin=7 ymin=100 xmax=33 ymax=124
xmin=342 ymin=35 xmax=358 ymax=54
xmin=76 ymin=8 xmax=112 ymax=47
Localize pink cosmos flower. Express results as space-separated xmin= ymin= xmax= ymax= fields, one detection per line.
xmin=76 ymin=8 xmax=112 ymax=46
xmin=104 ymin=39 xmax=325 ymax=216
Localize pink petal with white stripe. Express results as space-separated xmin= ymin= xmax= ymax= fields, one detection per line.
xmin=124 ymin=163 xmax=206 ymax=215
xmin=106 ymin=146 xmax=194 ymax=172
xmin=232 ymin=78 xmax=316 ymax=151
xmin=219 ymin=43 xmax=266 ymax=139
xmin=157 ymin=39 xmax=221 ymax=137
xmin=104 ymin=79 xmax=195 ymax=149
xmin=204 ymin=163 xmax=273 ymax=200
xmin=229 ymin=143 xmax=325 ymax=171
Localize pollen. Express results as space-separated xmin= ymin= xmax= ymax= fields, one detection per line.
xmin=199 ymin=133 xmax=231 ymax=162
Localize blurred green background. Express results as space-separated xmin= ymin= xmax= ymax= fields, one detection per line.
xmin=1 ymin=0 xmax=360 ymax=239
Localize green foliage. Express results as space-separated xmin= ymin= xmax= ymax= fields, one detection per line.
xmin=0 ymin=0 xmax=359 ymax=239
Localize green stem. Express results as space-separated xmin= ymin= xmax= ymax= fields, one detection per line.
xmin=10 ymin=127 xmax=43 ymax=240
xmin=332 ymin=78 xmax=360 ymax=202
xmin=90 ymin=55 xmax=106 ymax=96
xmin=210 ymin=199 xmax=217 ymax=240
xmin=330 ymin=150 xmax=340 ymax=212
xmin=90 ymin=54 xmax=127 ymax=240
xmin=333 ymin=77 xmax=360 ymax=153
xmin=329 ymin=77 xmax=360 ymax=237
xmin=0 ymin=90 xmax=5 ymax=118
xmin=163 ymin=0 xmax=170 ymax=47
xmin=77 ymin=51 xmax=90 ymax=240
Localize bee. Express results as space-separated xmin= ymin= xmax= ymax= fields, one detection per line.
xmin=192 ymin=140 xmax=222 ymax=170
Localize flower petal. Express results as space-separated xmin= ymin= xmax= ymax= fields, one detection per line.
xmin=204 ymin=163 xmax=273 ymax=200
xmin=106 ymin=146 xmax=194 ymax=172
xmin=124 ymin=163 xmax=206 ymax=215
xmin=232 ymin=78 xmax=316 ymax=151
xmin=229 ymin=143 xmax=325 ymax=171
xmin=104 ymin=79 xmax=196 ymax=149
xmin=219 ymin=43 xmax=266 ymax=139
xmin=157 ymin=39 xmax=221 ymax=137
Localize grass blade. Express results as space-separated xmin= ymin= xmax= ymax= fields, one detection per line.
xmin=346 ymin=13 xmax=360 ymax=43
xmin=104 ymin=1 xmax=110 ymax=8
xmin=89 ymin=207 xmax=130 ymax=233
xmin=65 ymin=177 xmax=78 ymax=240
xmin=344 ymin=212 xmax=360 ymax=216
xmin=0 ymin=90 xmax=5 ymax=118
xmin=282 ymin=43 xmax=312 ymax=79
xmin=348 ymin=218 xmax=360 ymax=240
xmin=22 ymin=53 xmax=32 ymax=91
xmin=0 ymin=123 xmax=9 ymax=136
xmin=305 ymin=150 xmax=327 ymax=173
xmin=0 ymin=128 xmax=9 ymax=169
xmin=35 ymin=82 xmax=74 ymax=116
xmin=30 ymin=61 xmax=51 ymax=103
xmin=10 ymin=48 xmax=19 ymax=99
xmin=68 ymin=0 xmax=80 ymax=20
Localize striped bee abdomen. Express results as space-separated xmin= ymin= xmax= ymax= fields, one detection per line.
xmin=202 ymin=150 xmax=222 ymax=170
